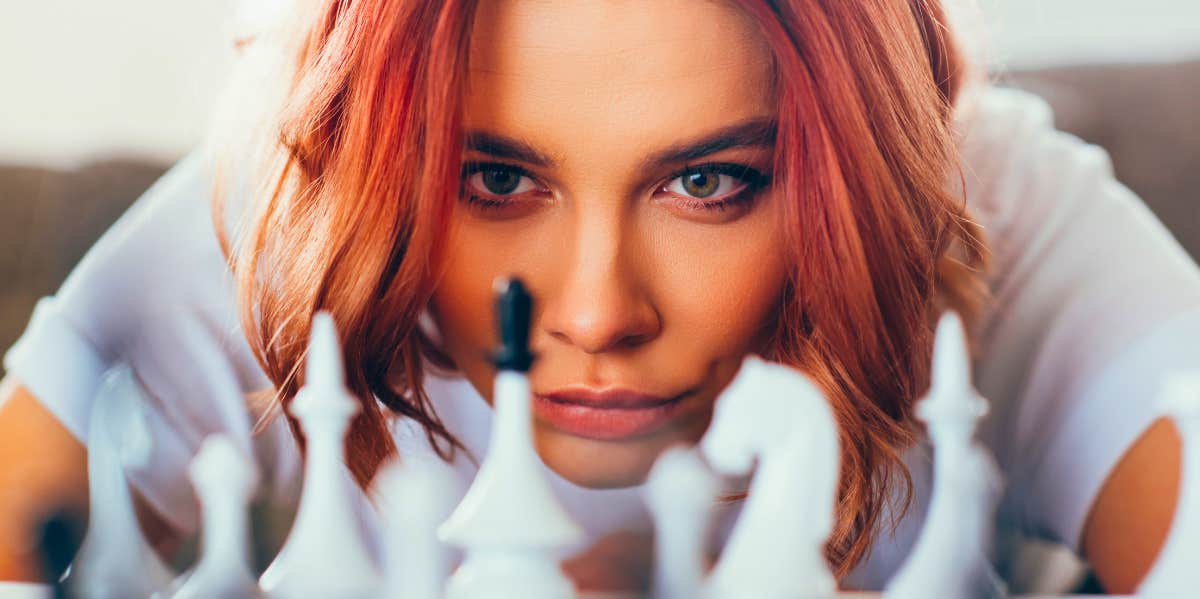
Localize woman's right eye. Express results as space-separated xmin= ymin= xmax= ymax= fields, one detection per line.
xmin=459 ymin=162 xmax=548 ymax=217
xmin=462 ymin=163 xmax=539 ymax=196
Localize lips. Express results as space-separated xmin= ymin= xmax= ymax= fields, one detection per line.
xmin=533 ymin=386 xmax=693 ymax=441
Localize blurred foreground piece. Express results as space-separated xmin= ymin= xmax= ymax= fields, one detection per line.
xmin=374 ymin=457 xmax=461 ymax=599
xmin=170 ymin=436 xmax=261 ymax=598
xmin=645 ymin=446 xmax=717 ymax=599
xmin=66 ymin=367 xmax=174 ymax=599
xmin=439 ymin=277 xmax=584 ymax=599
xmin=884 ymin=312 xmax=1003 ymax=599
xmin=700 ymin=356 xmax=841 ymax=599
xmin=258 ymin=313 xmax=382 ymax=598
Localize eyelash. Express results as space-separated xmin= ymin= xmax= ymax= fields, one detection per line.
xmin=458 ymin=161 xmax=772 ymax=214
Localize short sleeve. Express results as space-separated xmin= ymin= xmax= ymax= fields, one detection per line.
xmin=3 ymin=152 xmax=291 ymax=534
xmin=961 ymin=88 xmax=1200 ymax=551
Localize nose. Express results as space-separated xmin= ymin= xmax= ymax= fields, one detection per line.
xmin=540 ymin=213 xmax=661 ymax=355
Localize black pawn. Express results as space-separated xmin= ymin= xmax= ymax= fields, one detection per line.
xmin=37 ymin=509 xmax=83 ymax=599
xmin=490 ymin=277 xmax=536 ymax=372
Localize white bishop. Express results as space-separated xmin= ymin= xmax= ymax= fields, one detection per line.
xmin=885 ymin=311 xmax=1002 ymax=599
xmin=259 ymin=313 xmax=382 ymax=598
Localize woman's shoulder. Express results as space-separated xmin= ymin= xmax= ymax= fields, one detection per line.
xmin=56 ymin=151 xmax=233 ymax=316
xmin=3 ymin=148 xmax=267 ymax=449
xmin=954 ymin=86 xmax=1111 ymax=237
xmin=2 ymin=150 xmax=280 ymax=532
xmin=954 ymin=85 xmax=1200 ymax=552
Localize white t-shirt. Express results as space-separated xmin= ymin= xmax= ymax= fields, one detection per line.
xmin=5 ymin=87 xmax=1200 ymax=589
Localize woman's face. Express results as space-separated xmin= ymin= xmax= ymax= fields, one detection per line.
xmin=430 ymin=0 xmax=789 ymax=488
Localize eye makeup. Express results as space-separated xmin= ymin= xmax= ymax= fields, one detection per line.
xmin=458 ymin=160 xmax=773 ymax=218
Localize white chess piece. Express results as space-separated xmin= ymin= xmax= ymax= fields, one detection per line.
xmin=645 ymin=446 xmax=718 ymax=599
xmin=438 ymin=369 xmax=584 ymax=599
xmin=171 ymin=435 xmax=262 ymax=599
xmin=259 ymin=313 xmax=382 ymax=598
xmin=700 ymin=355 xmax=840 ymax=599
xmin=439 ymin=278 xmax=583 ymax=599
xmin=67 ymin=366 xmax=175 ymax=599
xmin=1137 ymin=372 xmax=1200 ymax=597
xmin=374 ymin=456 xmax=462 ymax=599
xmin=885 ymin=311 xmax=1002 ymax=599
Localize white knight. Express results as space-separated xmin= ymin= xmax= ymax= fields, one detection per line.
xmin=700 ymin=355 xmax=840 ymax=599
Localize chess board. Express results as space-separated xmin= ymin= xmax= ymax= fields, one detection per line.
xmin=25 ymin=284 xmax=1200 ymax=598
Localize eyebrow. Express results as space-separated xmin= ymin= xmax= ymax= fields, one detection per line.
xmin=463 ymin=117 xmax=777 ymax=170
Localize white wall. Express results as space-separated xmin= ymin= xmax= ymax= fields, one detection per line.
xmin=0 ymin=0 xmax=238 ymax=168
xmin=977 ymin=0 xmax=1200 ymax=69
xmin=1 ymin=1 xmax=1198 ymax=168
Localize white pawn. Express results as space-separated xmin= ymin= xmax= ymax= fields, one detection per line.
xmin=645 ymin=446 xmax=718 ymax=599
xmin=374 ymin=457 xmax=461 ymax=599
xmin=439 ymin=278 xmax=584 ymax=599
xmin=885 ymin=311 xmax=1002 ymax=599
xmin=259 ymin=313 xmax=382 ymax=598
xmin=1138 ymin=372 xmax=1200 ymax=597
xmin=700 ymin=356 xmax=840 ymax=599
xmin=171 ymin=435 xmax=262 ymax=599
xmin=67 ymin=366 xmax=175 ymax=599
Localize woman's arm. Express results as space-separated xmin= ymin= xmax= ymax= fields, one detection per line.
xmin=0 ymin=378 xmax=88 ymax=580
xmin=1082 ymin=417 xmax=1182 ymax=594
xmin=0 ymin=377 xmax=179 ymax=582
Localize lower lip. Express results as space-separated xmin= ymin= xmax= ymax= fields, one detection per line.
xmin=532 ymin=393 xmax=691 ymax=441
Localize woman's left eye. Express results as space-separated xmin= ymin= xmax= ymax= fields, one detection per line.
xmin=660 ymin=164 xmax=769 ymax=211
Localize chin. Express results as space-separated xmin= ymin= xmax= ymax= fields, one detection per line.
xmin=532 ymin=421 xmax=705 ymax=489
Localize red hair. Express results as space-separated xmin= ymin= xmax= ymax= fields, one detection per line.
xmin=214 ymin=0 xmax=987 ymax=576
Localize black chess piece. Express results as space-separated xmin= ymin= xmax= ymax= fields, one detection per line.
xmin=37 ymin=509 xmax=84 ymax=599
xmin=490 ymin=277 xmax=536 ymax=373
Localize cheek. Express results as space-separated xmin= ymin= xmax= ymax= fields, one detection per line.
xmin=428 ymin=225 xmax=508 ymax=376
xmin=641 ymin=195 xmax=789 ymax=354
xmin=429 ymin=218 xmax=558 ymax=393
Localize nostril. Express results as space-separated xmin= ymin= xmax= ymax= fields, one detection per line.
xmin=616 ymin=331 xmax=656 ymax=349
xmin=548 ymin=315 xmax=660 ymax=355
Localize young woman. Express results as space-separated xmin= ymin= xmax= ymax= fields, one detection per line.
xmin=2 ymin=0 xmax=1198 ymax=593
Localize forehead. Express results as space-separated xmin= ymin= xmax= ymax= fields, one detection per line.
xmin=465 ymin=0 xmax=775 ymax=165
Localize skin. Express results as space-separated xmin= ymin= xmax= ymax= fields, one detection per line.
xmin=429 ymin=0 xmax=789 ymax=488
xmin=0 ymin=0 xmax=1183 ymax=593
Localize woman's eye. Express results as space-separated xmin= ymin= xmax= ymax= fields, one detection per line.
xmin=660 ymin=164 xmax=768 ymax=215
xmin=464 ymin=164 xmax=539 ymax=197
xmin=666 ymin=170 xmax=744 ymax=199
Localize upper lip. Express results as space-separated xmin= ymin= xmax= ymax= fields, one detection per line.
xmin=536 ymin=386 xmax=690 ymax=409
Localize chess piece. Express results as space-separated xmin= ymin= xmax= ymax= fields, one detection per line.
xmin=374 ymin=456 xmax=461 ymax=599
xmin=66 ymin=366 xmax=175 ymax=599
xmin=37 ymin=510 xmax=83 ymax=599
xmin=885 ymin=311 xmax=1002 ymax=599
xmin=259 ymin=313 xmax=382 ymax=598
xmin=700 ymin=356 xmax=840 ymax=599
xmin=171 ymin=435 xmax=262 ymax=599
xmin=645 ymin=446 xmax=718 ymax=599
xmin=1137 ymin=372 xmax=1200 ymax=597
xmin=439 ymin=277 xmax=584 ymax=599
